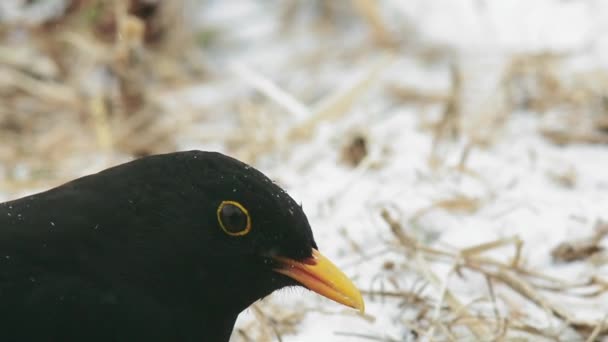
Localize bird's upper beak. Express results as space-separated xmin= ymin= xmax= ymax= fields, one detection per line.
xmin=272 ymin=248 xmax=365 ymax=313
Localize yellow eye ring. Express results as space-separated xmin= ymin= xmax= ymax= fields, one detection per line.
xmin=217 ymin=200 xmax=251 ymax=236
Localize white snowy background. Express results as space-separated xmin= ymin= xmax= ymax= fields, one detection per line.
xmin=1 ymin=1 xmax=607 ymax=341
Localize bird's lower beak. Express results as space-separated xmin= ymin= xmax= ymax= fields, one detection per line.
xmin=272 ymin=248 xmax=365 ymax=313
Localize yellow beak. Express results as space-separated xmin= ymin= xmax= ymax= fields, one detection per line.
xmin=273 ymin=248 xmax=365 ymax=313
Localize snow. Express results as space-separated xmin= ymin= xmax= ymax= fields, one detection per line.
xmin=194 ymin=1 xmax=607 ymax=340
xmin=253 ymin=110 xmax=607 ymax=340
xmin=1 ymin=0 xmax=608 ymax=340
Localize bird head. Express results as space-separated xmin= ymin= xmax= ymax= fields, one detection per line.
xmin=70 ymin=151 xmax=364 ymax=318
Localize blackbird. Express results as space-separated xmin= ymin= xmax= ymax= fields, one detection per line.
xmin=0 ymin=151 xmax=363 ymax=341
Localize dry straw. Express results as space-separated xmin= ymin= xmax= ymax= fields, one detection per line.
xmin=1 ymin=1 xmax=606 ymax=341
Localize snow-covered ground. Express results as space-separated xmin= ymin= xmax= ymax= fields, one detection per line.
xmin=2 ymin=0 xmax=608 ymax=341
xmin=179 ymin=2 xmax=608 ymax=340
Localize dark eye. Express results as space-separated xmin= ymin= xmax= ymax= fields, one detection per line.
xmin=217 ymin=201 xmax=251 ymax=236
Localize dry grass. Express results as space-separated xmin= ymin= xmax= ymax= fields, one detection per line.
xmin=380 ymin=209 xmax=608 ymax=340
xmin=0 ymin=0 xmax=203 ymax=187
xmin=1 ymin=1 xmax=607 ymax=341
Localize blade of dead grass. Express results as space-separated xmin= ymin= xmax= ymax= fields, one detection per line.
xmin=289 ymin=55 xmax=394 ymax=139
xmin=381 ymin=209 xmax=608 ymax=339
xmin=230 ymin=62 xmax=310 ymax=121
xmin=416 ymin=255 xmax=491 ymax=339
xmin=352 ymin=0 xmax=394 ymax=47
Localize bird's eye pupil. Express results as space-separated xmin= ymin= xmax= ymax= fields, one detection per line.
xmin=217 ymin=201 xmax=251 ymax=236
xmin=221 ymin=204 xmax=246 ymax=231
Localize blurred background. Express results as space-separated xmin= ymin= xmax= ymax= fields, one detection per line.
xmin=1 ymin=0 xmax=608 ymax=341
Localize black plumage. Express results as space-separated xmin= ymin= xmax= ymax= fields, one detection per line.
xmin=0 ymin=151 xmax=362 ymax=341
